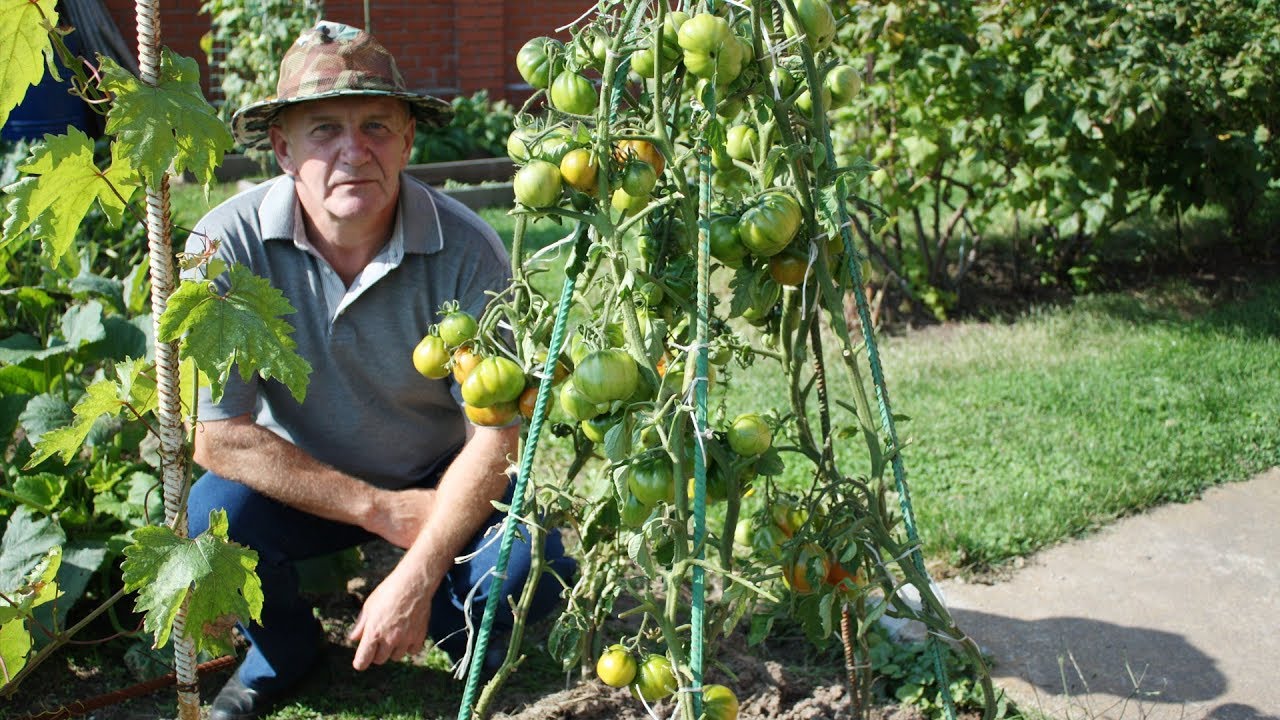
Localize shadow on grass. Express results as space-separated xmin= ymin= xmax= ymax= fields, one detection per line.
xmin=947 ymin=608 xmax=1266 ymax=718
xmin=1067 ymin=274 xmax=1280 ymax=341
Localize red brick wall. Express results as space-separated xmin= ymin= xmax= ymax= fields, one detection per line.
xmin=98 ymin=0 xmax=591 ymax=102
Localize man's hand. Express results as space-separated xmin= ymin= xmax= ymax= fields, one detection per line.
xmin=348 ymin=562 xmax=435 ymax=670
xmin=364 ymin=487 xmax=435 ymax=549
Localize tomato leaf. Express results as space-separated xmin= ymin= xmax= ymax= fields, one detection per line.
xmin=1 ymin=129 xmax=139 ymax=268
xmin=100 ymin=49 xmax=234 ymax=187
xmin=752 ymin=447 xmax=785 ymax=476
xmin=602 ymin=421 xmax=630 ymax=462
xmin=121 ymin=509 xmax=262 ymax=656
xmin=157 ymin=265 xmax=311 ymax=404
xmin=0 ymin=0 xmax=59 ymax=129
xmin=747 ymin=612 xmax=773 ymax=646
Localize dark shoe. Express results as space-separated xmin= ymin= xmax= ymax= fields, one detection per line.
xmin=209 ymin=672 xmax=279 ymax=720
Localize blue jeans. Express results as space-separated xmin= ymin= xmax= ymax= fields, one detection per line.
xmin=188 ymin=470 xmax=575 ymax=694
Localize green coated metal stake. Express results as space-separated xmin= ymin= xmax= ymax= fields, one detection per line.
xmin=456 ymin=224 xmax=591 ymax=720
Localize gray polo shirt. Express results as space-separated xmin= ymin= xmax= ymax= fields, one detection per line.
xmin=186 ymin=173 xmax=511 ymax=490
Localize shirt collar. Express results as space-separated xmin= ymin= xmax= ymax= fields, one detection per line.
xmin=257 ymin=172 xmax=445 ymax=256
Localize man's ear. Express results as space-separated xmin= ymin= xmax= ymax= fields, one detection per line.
xmin=400 ymin=114 xmax=416 ymax=165
xmin=269 ymin=125 xmax=297 ymax=175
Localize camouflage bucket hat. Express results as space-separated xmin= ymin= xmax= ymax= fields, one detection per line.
xmin=231 ymin=21 xmax=452 ymax=151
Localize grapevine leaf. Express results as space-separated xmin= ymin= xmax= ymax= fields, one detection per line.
xmin=0 ymin=129 xmax=140 ymax=267
xmin=0 ymin=547 xmax=61 ymax=688
xmin=116 ymin=357 xmax=160 ymax=418
xmin=157 ymin=265 xmax=311 ymax=404
xmin=8 ymin=473 xmax=66 ymax=512
xmin=17 ymin=393 xmax=72 ymax=447
xmin=100 ymin=50 xmax=234 ymax=186
xmin=121 ymin=509 xmax=263 ymax=656
xmin=0 ymin=613 xmax=32 ymax=687
xmin=60 ymin=301 xmax=106 ymax=348
xmin=0 ymin=507 xmax=64 ymax=591
xmin=25 ymin=378 xmax=125 ymax=467
xmin=0 ymin=0 xmax=58 ymax=129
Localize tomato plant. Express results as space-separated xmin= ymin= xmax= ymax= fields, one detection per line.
xmin=470 ymin=1 xmax=1001 ymax=717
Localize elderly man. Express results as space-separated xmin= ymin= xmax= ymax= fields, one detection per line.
xmin=184 ymin=22 xmax=573 ymax=720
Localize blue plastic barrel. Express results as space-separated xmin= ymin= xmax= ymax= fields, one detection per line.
xmin=2 ymin=45 xmax=93 ymax=142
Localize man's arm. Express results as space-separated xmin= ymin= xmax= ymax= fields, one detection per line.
xmin=347 ymin=422 xmax=518 ymax=670
xmin=192 ymin=414 xmax=435 ymax=549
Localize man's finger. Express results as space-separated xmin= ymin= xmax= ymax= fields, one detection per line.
xmin=348 ymin=612 xmax=365 ymax=642
xmin=352 ymin=635 xmax=376 ymax=671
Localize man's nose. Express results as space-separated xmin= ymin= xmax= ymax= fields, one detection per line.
xmin=338 ymin=128 xmax=373 ymax=163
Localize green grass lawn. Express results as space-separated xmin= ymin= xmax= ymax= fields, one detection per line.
xmin=835 ymin=281 xmax=1278 ymax=570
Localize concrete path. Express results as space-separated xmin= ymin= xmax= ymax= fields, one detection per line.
xmin=936 ymin=467 xmax=1279 ymax=720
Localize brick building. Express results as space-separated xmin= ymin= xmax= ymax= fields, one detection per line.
xmin=98 ymin=0 xmax=592 ymax=102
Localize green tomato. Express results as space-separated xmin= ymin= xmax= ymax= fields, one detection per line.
xmin=621 ymin=161 xmax=658 ymax=196
xmin=559 ymin=379 xmax=603 ymax=421
xmin=677 ymin=13 xmax=730 ymax=55
xmin=506 ymin=128 xmax=536 ymax=163
xmin=795 ymin=84 xmax=832 ymax=115
xmin=627 ymin=454 xmax=676 ymax=506
xmin=611 ymin=187 xmax=649 ymax=216
xmin=783 ymin=0 xmax=837 ymax=52
xmin=437 ymin=310 xmax=477 ymax=348
xmin=738 ymin=192 xmax=803 ymax=257
xmin=703 ymin=684 xmax=740 ymax=720
xmin=580 ymin=414 xmax=617 ymax=443
xmin=549 ymin=71 xmax=598 ymax=115
xmin=596 ymin=645 xmax=638 ymax=688
xmin=825 ymin=64 xmax=862 ymax=106
xmin=708 ymin=214 xmax=749 ymax=268
xmin=620 ymin=490 xmax=652 ymax=528
xmin=772 ymin=67 xmax=797 ymax=98
xmin=513 ymin=160 xmax=563 ymax=208
xmin=727 ymin=413 xmax=772 ymax=456
xmin=411 ymin=334 xmax=451 ymax=379
xmin=460 ymin=357 xmax=525 ymax=408
xmin=682 ymin=34 xmax=745 ymax=83
xmin=515 ymin=37 xmax=562 ymax=89
xmin=533 ymin=125 xmax=587 ymax=164
xmin=573 ymin=349 xmax=640 ymax=403
xmin=631 ymin=654 xmax=679 ymax=703
xmin=725 ymin=125 xmax=759 ymax=161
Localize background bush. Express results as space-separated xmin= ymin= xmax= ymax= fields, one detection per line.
xmin=830 ymin=0 xmax=1279 ymax=318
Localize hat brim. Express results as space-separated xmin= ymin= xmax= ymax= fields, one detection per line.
xmin=231 ymin=89 xmax=453 ymax=152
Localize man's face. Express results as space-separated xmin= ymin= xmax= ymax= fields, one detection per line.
xmin=269 ymin=96 xmax=415 ymax=230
